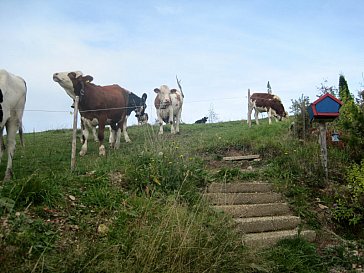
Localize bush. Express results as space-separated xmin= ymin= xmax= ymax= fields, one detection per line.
xmin=333 ymin=160 xmax=364 ymax=226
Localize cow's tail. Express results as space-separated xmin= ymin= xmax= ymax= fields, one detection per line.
xmin=176 ymin=75 xmax=184 ymax=98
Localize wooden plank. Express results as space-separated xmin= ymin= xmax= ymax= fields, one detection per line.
xmin=223 ymin=155 xmax=260 ymax=161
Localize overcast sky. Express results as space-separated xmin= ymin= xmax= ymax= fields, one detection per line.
xmin=1 ymin=0 xmax=363 ymax=132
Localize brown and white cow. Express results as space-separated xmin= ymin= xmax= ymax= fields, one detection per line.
xmin=154 ymin=77 xmax=184 ymax=135
xmin=0 ymin=69 xmax=27 ymax=181
xmin=53 ymin=71 xmax=147 ymax=155
xmin=248 ymin=92 xmax=287 ymax=125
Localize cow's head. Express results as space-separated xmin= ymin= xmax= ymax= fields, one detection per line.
xmin=67 ymin=72 xmax=94 ymax=98
xmin=154 ymin=85 xmax=175 ymax=109
xmin=134 ymin=93 xmax=148 ymax=118
xmin=53 ymin=71 xmax=83 ymax=99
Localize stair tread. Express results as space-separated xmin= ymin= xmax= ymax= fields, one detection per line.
xmin=243 ymin=229 xmax=316 ymax=241
xmin=235 ymin=215 xmax=300 ymax=222
xmin=207 ymin=182 xmax=274 ymax=193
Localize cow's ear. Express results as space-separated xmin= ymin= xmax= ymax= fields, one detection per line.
xmin=142 ymin=93 xmax=147 ymax=101
xmin=154 ymin=88 xmax=160 ymax=93
xmin=170 ymin=89 xmax=177 ymax=93
xmin=84 ymin=75 xmax=93 ymax=83
xmin=68 ymin=72 xmax=77 ymax=79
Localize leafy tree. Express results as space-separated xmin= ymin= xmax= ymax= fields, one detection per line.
xmin=337 ymin=75 xmax=364 ymax=161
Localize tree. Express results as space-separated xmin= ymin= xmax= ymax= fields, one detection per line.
xmin=337 ymin=75 xmax=363 ymax=161
xmin=208 ymin=104 xmax=219 ymax=123
xmin=317 ymin=79 xmax=338 ymax=97
xmin=267 ymin=81 xmax=272 ymax=94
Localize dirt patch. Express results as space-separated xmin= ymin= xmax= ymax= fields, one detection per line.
xmin=203 ymin=148 xmax=263 ymax=172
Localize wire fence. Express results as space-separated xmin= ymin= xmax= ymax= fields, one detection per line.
xmin=0 ymin=94 xmax=274 ymax=176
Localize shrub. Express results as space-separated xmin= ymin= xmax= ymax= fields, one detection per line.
xmin=333 ymin=160 xmax=364 ymax=226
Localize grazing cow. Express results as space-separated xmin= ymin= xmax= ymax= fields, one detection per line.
xmin=154 ymin=77 xmax=184 ymax=135
xmin=53 ymin=71 xmax=147 ymax=155
xmin=137 ymin=112 xmax=149 ymax=125
xmin=195 ymin=117 xmax=208 ymax=124
xmin=0 ymin=69 xmax=27 ymax=181
xmin=248 ymin=92 xmax=287 ymax=125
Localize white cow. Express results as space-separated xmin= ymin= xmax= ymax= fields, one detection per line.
xmin=154 ymin=77 xmax=184 ymax=135
xmin=0 ymin=69 xmax=27 ymax=181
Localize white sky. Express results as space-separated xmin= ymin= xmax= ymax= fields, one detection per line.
xmin=1 ymin=0 xmax=363 ymax=132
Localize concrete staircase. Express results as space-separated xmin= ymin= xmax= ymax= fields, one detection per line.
xmin=204 ymin=182 xmax=316 ymax=248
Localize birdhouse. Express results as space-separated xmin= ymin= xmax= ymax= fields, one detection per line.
xmin=308 ymin=93 xmax=343 ymax=122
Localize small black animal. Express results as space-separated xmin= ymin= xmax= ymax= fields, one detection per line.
xmin=195 ymin=117 xmax=208 ymax=124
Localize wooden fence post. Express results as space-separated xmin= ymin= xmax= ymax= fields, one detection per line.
xmin=71 ymin=96 xmax=79 ymax=171
xmin=247 ymin=89 xmax=252 ymax=128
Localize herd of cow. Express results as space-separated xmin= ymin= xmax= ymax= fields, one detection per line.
xmin=0 ymin=69 xmax=287 ymax=181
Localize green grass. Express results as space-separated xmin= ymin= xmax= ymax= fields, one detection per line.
xmin=0 ymin=120 xmax=362 ymax=272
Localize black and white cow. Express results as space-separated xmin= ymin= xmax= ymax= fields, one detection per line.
xmin=195 ymin=117 xmax=208 ymax=124
xmin=0 ymin=69 xmax=27 ymax=180
xmin=248 ymin=93 xmax=287 ymax=125
xmin=137 ymin=112 xmax=148 ymax=125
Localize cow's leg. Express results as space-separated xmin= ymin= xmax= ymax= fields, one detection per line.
xmin=268 ymin=109 xmax=272 ymax=125
xmin=123 ymin=116 xmax=131 ymax=143
xmin=157 ymin=111 xmax=164 ymax=135
xmin=109 ymin=126 xmax=116 ymax=148
xmin=114 ymin=128 xmax=122 ymax=149
xmin=0 ymin=127 xmax=4 ymax=166
xmin=98 ymin=122 xmax=106 ymax=156
xmin=254 ymin=109 xmax=260 ymax=125
xmin=169 ymin=107 xmax=176 ymax=134
xmin=80 ymin=124 xmax=89 ymax=156
xmin=92 ymin=126 xmax=98 ymax=142
xmin=175 ymin=110 xmax=182 ymax=134
xmin=4 ymin=119 xmax=18 ymax=181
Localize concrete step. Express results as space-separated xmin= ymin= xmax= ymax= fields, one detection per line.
xmin=234 ymin=215 xmax=301 ymax=233
xmin=242 ymin=229 xmax=317 ymax=249
xmin=213 ymin=203 xmax=291 ymax=218
xmin=204 ymin=192 xmax=283 ymax=205
xmin=207 ymin=182 xmax=274 ymax=193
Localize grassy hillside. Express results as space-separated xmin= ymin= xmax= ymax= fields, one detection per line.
xmin=0 ymin=120 xmax=363 ymax=272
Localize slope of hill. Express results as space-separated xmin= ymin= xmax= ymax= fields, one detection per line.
xmin=0 ymin=120 xmax=362 ymax=272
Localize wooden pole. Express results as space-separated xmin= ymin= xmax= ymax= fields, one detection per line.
xmin=247 ymin=89 xmax=252 ymax=128
xmin=318 ymin=121 xmax=328 ymax=179
xmin=71 ymin=96 xmax=79 ymax=171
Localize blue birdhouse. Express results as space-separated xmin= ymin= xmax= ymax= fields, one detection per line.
xmin=308 ymin=93 xmax=343 ymax=122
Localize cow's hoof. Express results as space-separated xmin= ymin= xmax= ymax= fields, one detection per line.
xmin=3 ymin=169 xmax=12 ymax=181
xmin=99 ymin=146 xmax=106 ymax=156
